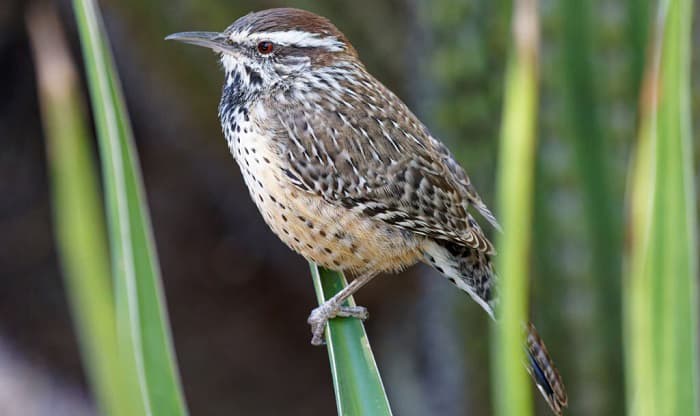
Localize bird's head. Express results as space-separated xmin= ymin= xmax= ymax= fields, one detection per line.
xmin=166 ymin=8 xmax=359 ymax=99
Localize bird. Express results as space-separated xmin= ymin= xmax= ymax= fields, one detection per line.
xmin=167 ymin=7 xmax=567 ymax=414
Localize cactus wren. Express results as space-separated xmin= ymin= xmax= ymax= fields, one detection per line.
xmin=167 ymin=8 xmax=567 ymax=414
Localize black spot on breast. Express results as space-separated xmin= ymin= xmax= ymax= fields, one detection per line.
xmin=249 ymin=70 xmax=262 ymax=86
xmin=218 ymin=74 xmax=244 ymax=113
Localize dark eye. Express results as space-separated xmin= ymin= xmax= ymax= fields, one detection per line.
xmin=257 ymin=41 xmax=274 ymax=55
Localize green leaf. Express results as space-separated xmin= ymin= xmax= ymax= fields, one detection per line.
xmin=558 ymin=2 xmax=625 ymax=411
xmin=627 ymin=0 xmax=652 ymax=97
xmin=491 ymin=1 xmax=538 ymax=415
xmin=27 ymin=6 xmax=138 ymax=415
xmin=624 ymin=0 xmax=698 ymax=415
xmin=71 ymin=0 xmax=188 ymax=414
xmin=309 ymin=263 xmax=393 ymax=416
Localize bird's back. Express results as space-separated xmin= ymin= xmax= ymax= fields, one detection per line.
xmin=264 ymin=60 xmax=498 ymax=250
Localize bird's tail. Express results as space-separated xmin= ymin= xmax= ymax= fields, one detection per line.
xmin=526 ymin=323 xmax=568 ymax=415
xmin=422 ymin=241 xmax=567 ymax=413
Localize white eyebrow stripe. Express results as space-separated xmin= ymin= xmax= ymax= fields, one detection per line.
xmin=229 ymin=30 xmax=345 ymax=51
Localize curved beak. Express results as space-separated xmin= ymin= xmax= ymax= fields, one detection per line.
xmin=165 ymin=31 xmax=236 ymax=54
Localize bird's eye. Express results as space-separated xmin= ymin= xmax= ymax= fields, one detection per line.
xmin=257 ymin=41 xmax=274 ymax=55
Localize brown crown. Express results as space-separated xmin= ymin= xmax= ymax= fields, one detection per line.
xmin=225 ymin=8 xmax=357 ymax=56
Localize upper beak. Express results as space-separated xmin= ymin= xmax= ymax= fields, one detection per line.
xmin=165 ymin=31 xmax=235 ymax=54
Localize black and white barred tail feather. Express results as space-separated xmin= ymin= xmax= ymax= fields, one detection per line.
xmin=423 ymin=239 xmax=567 ymax=415
xmin=423 ymin=239 xmax=496 ymax=318
xmin=527 ymin=323 xmax=568 ymax=415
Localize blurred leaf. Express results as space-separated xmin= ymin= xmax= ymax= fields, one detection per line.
xmin=627 ymin=0 xmax=652 ymax=97
xmin=309 ymin=263 xmax=393 ymax=416
xmin=26 ymin=4 xmax=138 ymax=416
xmin=559 ymin=1 xmax=625 ymax=412
xmin=72 ymin=0 xmax=188 ymax=414
xmin=624 ymin=0 xmax=698 ymax=415
xmin=491 ymin=1 xmax=538 ymax=415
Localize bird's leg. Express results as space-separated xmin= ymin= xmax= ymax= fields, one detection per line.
xmin=307 ymin=271 xmax=377 ymax=346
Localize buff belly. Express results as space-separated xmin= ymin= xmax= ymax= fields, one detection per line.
xmin=232 ymin=132 xmax=424 ymax=275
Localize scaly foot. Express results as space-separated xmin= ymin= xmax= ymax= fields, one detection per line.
xmin=307 ymin=302 xmax=369 ymax=345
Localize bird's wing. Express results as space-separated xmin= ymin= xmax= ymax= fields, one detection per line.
xmin=267 ymin=76 xmax=498 ymax=253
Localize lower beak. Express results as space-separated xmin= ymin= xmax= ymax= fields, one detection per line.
xmin=165 ymin=31 xmax=236 ymax=54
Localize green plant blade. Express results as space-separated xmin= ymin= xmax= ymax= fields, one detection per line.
xmin=71 ymin=0 xmax=188 ymax=415
xmin=559 ymin=2 xmax=624 ymax=411
xmin=309 ymin=263 xmax=393 ymax=416
xmin=27 ymin=6 xmax=137 ymax=415
xmin=491 ymin=1 xmax=538 ymax=415
xmin=624 ymin=0 xmax=698 ymax=415
xmin=627 ymin=0 xmax=652 ymax=98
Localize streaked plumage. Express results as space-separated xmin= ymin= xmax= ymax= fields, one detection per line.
xmin=168 ymin=8 xmax=567 ymax=414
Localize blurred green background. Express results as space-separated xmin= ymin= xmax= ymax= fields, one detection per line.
xmin=1 ymin=0 xmax=698 ymax=415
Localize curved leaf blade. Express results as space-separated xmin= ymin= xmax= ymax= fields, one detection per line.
xmin=491 ymin=1 xmax=539 ymax=415
xmin=309 ymin=263 xmax=393 ymax=416
xmin=27 ymin=6 xmax=138 ymax=415
xmin=71 ymin=0 xmax=188 ymax=414
xmin=624 ymin=0 xmax=698 ymax=415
